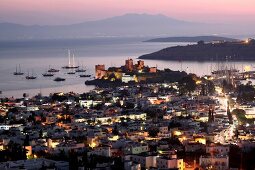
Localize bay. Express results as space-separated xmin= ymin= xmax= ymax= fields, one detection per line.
xmin=0 ymin=37 xmax=254 ymax=97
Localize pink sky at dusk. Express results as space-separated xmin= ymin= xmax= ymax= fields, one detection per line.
xmin=1 ymin=0 xmax=255 ymax=25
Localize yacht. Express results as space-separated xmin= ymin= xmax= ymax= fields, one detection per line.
xmin=79 ymin=74 xmax=91 ymax=78
xmin=26 ymin=71 xmax=37 ymax=79
xmin=42 ymin=72 xmax=54 ymax=77
xmin=13 ymin=64 xmax=24 ymax=75
xmin=54 ymin=77 xmax=65 ymax=81
xmin=62 ymin=49 xmax=79 ymax=69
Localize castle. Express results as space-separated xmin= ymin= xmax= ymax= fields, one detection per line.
xmin=95 ymin=59 xmax=157 ymax=82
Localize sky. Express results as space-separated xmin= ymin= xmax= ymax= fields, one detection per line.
xmin=1 ymin=0 xmax=255 ymax=25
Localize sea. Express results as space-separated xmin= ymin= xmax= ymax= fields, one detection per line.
xmin=0 ymin=37 xmax=254 ymax=98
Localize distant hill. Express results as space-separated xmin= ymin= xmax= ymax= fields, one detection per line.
xmin=145 ymin=36 xmax=238 ymax=42
xmin=139 ymin=40 xmax=255 ymax=61
xmin=0 ymin=13 xmax=251 ymax=41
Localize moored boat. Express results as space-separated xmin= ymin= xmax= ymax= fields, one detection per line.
xmin=75 ymin=68 xmax=86 ymax=72
xmin=67 ymin=71 xmax=75 ymax=75
xmin=48 ymin=68 xmax=60 ymax=72
xmin=13 ymin=64 xmax=24 ymax=75
xmin=26 ymin=71 xmax=37 ymax=79
xmin=54 ymin=77 xmax=65 ymax=81
xmin=79 ymin=74 xmax=91 ymax=77
xmin=62 ymin=49 xmax=79 ymax=69
xmin=42 ymin=72 xmax=54 ymax=77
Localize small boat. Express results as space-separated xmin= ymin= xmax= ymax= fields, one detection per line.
xmin=13 ymin=64 xmax=24 ymax=75
xmin=26 ymin=71 xmax=37 ymax=79
xmin=75 ymin=64 xmax=86 ymax=72
xmin=42 ymin=72 xmax=54 ymax=77
xmin=54 ymin=77 xmax=65 ymax=81
xmin=67 ymin=71 xmax=75 ymax=75
xmin=48 ymin=68 xmax=60 ymax=73
xmin=75 ymin=68 xmax=86 ymax=72
xmin=26 ymin=76 xmax=36 ymax=80
xmin=79 ymin=74 xmax=91 ymax=78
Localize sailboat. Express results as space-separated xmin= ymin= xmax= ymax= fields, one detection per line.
xmin=13 ymin=64 xmax=24 ymax=75
xmin=75 ymin=67 xmax=86 ymax=72
xmin=42 ymin=72 xmax=54 ymax=77
xmin=62 ymin=50 xmax=79 ymax=69
xmin=67 ymin=69 xmax=76 ymax=74
xmin=75 ymin=62 xmax=86 ymax=72
xmin=26 ymin=70 xmax=37 ymax=79
xmin=48 ymin=65 xmax=59 ymax=73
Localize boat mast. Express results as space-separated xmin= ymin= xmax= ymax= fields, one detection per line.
xmin=68 ymin=49 xmax=71 ymax=67
xmin=72 ymin=53 xmax=75 ymax=67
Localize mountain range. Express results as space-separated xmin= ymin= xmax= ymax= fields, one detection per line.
xmin=0 ymin=13 xmax=253 ymax=40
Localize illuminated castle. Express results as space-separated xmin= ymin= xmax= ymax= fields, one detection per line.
xmin=95 ymin=59 xmax=157 ymax=81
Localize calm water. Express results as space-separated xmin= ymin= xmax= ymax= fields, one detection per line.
xmin=0 ymin=37 xmax=254 ymax=97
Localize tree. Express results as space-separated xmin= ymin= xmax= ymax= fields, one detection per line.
xmin=39 ymin=129 xmax=43 ymax=138
xmin=107 ymin=118 xmax=112 ymax=124
xmin=178 ymin=75 xmax=197 ymax=95
xmin=236 ymin=84 xmax=255 ymax=103
xmin=97 ymin=120 xmax=102 ymax=125
xmin=148 ymin=127 xmax=159 ymax=137
xmin=232 ymin=109 xmax=254 ymax=125
xmin=112 ymin=125 xmax=119 ymax=135
xmin=87 ymin=119 xmax=92 ymax=125
xmin=200 ymin=78 xmax=215 ymax=95
xmin=197 ymin=40 xmax=205 ymax=45
xmin=222 ymin=79 xmax=234 ymax=94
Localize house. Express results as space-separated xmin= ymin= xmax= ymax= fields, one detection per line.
xmin=199 ymin=155 xmax=229 ymax=170
xmin=156 ymin=156 xmax=184 ymax=170
xmin=206 ymin=143 xmax=230 ymax=155
xmin=125 ymin=154 xmax=157 ymax=169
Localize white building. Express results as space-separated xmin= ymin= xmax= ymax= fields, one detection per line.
xmin=125 ymin=143 xmax=149 ymax=155
xmin=79 ymin=100 xmax=102 ymax=108
xmin=88 ymin=146 xmax=111 ymax=157
xmin=122 ymin=73 xmax=136 ymax=83
xmin=199 ymin=155 xmax=229 ymax=170
xmin=0 ymin=158 xmax=69 ymax=170
xmin=124 ymin=161 xmax=141 ymax=170
xmin=156 ymin=156 xmax=184 ymax=170
xmin=125 ymin=155 xmax=157 ymax=169
xmin=206 ymin=143 xmax=230 ymax=155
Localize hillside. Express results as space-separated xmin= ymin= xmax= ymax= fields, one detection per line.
xmin=139 ymin=40 xmax=255 ymax=61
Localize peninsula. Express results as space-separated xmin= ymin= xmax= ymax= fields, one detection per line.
xmin=139 ymin=38 xmax=255 ymax=61
xmin=85 ymin=59 xmax=187 ymax=87
xmin=144 ymin=36 xmax=238 ymax=42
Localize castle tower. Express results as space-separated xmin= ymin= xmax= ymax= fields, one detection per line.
xmin=125 ymin=59 xmax=133 ymax=71
xmin=137 ymin=60 xmax=145 ymax=69
xmin=95 ymin=64 xmax=106 ymax=79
